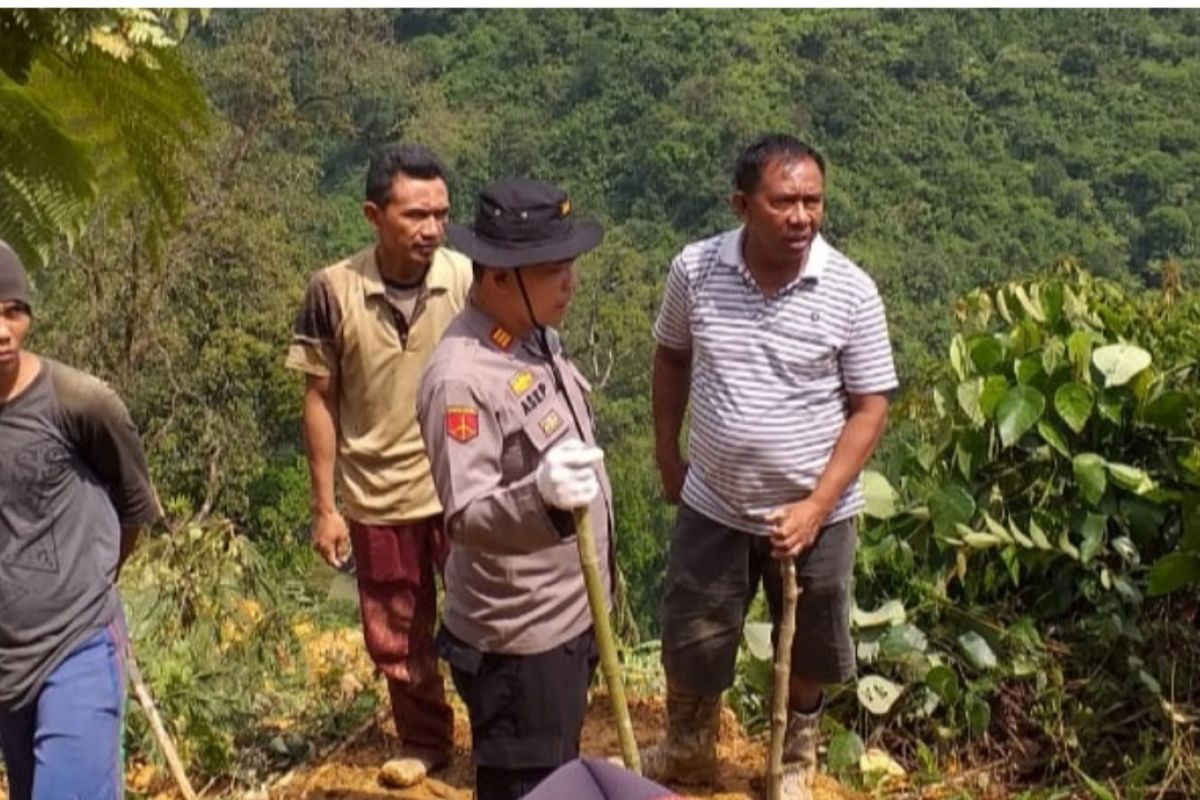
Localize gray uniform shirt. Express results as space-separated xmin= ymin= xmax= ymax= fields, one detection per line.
xmin=0 ymin=359 xmax=159 ymax=710
xmin=417 ymin=304 xmax=614 ymax=655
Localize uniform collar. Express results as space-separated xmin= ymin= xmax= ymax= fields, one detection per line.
xmin=462 ymin=302 xmax=561 ymax=357
xmin=357 ymin=246 xmax=458 ymax=299
xmin=718 ymin=227 xmax=830 ymax=287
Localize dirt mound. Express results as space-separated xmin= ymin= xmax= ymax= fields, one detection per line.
xmin=274 ymin=695 xmax=857 ymax=800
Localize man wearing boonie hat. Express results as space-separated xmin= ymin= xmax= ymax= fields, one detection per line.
xmin=0 ymin=240 xmax=160 ymax=799
xmin=416 ymin=179 xmax=614 ymax=800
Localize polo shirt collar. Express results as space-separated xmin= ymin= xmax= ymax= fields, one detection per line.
xmin=719 ymin=227 xmax=831 ymax=287
xmin=358 ymin=246 xmax=457 ymax=298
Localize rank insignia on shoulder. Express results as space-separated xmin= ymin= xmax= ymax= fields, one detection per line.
xmin=445 ymin=406 xmax=479 ymax=443
xmin=508 ymin=369 xmax=534 ymax=396
xmin=489 ymin=325 xmax=514 ymax=351
xmin=538 ymin=410 xmax=562 ymax=436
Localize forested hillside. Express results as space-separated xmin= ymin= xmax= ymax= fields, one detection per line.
xmin=4 ymin=9 xmax=1199 ymax=797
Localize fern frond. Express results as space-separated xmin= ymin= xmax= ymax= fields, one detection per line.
xmin=0 ymin=72 xmax=96 ymax=265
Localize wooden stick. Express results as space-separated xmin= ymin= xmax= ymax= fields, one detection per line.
xmin=574 ymin=506 xmax=641 ymax=775
xmin=767 ymin=560 xmax=799 ymax=800
xmin=126 ymin=649 xmax=199 ymax=800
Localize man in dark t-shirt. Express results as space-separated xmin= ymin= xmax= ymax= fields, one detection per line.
xmin=0 ymin=241 xmax=160 ymax=800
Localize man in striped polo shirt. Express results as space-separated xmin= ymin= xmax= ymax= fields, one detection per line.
xmin=646 ymin=134 xmax=898 ymax=798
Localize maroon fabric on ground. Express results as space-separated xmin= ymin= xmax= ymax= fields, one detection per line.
xmin=349 ymin=517 xmax=453 ymax=762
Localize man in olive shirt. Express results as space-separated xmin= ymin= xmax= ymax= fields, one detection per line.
xmin=286 ymin=144 xmax=471 ymax=775
xmin=0 ymin=240 xmax=160 ymax=800
xmin=418 ymin=179 xmax=612 ymax=800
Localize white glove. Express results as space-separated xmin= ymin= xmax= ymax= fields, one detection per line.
xmin=536 ymin=439 xmax=605 ymax=510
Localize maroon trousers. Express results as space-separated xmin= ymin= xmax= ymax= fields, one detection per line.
xmin=349 ymin=517 xmax=453 ymax=763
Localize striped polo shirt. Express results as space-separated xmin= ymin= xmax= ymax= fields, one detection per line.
xmin=653 ymin=228 xmax=898 ymax=535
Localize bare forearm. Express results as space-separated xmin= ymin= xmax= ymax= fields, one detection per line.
xmin=117 ymin=525 xmax=142 ymax=577
xmin=652 ymin=345 xmax=691 ymax=464
xmin=302 ymin=379 xmax=339 ymax=515
xmin=810 ymin=395 xmax=890 ymax=511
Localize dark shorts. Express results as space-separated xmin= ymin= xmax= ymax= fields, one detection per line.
xmin=436 ymin=626 xmax=598 ymax=772
xmin=661 ymin=504 xmax=857 ymax=695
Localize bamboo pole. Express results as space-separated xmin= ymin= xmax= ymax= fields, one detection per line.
xmin=574 ymin=506 xmax=641 ymax=775
xmin=767 ymin=560 xmax=799 ymax=800
xmin=127 ymin=649 xmax=199 ymax=800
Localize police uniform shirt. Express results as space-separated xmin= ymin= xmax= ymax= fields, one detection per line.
xmin=417 ymin=303 xmax=613 ymax=656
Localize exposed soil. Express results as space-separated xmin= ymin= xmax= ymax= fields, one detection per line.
xmin=271 ymin=696 xmax=859 ymax=800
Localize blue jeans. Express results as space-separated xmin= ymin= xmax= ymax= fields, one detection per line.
xmin=0 ymin=623 xmax=126 ymax=800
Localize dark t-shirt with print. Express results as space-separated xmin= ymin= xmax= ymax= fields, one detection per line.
xmin=0 ymin=358 xmax=159 ymax=711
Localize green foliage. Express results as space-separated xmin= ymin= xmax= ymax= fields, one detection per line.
xmin=0 ymin=9 xmax=209 ymax=267
xmin=842 ymin=268 xmax=1200 ymax=790
xmin=121 ymin=519 xmax=375 ymax=781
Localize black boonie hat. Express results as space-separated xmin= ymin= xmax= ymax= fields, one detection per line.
xmin=0 ymin=240 xmax=30 ymax=308
xmin=448 ymin=179 xmax=603 ymax=269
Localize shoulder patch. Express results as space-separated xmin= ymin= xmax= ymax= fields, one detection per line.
xmin=445 ymin=406 xmax=479 ymax=443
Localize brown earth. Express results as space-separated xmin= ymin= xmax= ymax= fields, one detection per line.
xmin=271 ymin=696 xmax=859 ymax=800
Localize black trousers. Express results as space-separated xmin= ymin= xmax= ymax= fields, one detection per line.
xmin=436 ymin=626 xmax=598 ymax=800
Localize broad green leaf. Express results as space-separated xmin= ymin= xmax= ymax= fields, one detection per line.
xmin=743 ymin=621 xmax=773 ymax=661
xmin=979 ymin=376 xmax=1010 ymax=418
xmin=1041 ymin=337 xmax=1066 ymax=376
xmin=931 ymin=486 xmax=976 ymax=536
xmin=1037 ymin=419 xmax=1071 ymax=459
xmin=965 ymin=695 xmax=992 ymax=737
xmin=982 ymin=512 xmax=1014 ymax=543
xmin=1014 ymin=356 xmax=1042 ymax=386
xmin=925 ymin=664 xmax=960 ymax=704
xmin=1059 ymin=529 xmax=1081 ymax=560
xmin=1011 ymin=284 xmax=1044 ymax=322
xmin=957 ymin=631 xmax=998 ymax=670
xmin=880 ymin=624 xmax=929 ymax=659
xmin=1039 ymin=282 xmax=1064 ymax=325
xmin=1079 ymin=514 xmax=1106 ymax=564
xmin=851 ymin=599 xmax=906 ymax=629
xmin=949 ymin=334 xmax=969 ymax=381
xmin=996 ymin=386 xmax=1046 ymax=448
xmin=1008 ymin=520 xmax=1035 ymax=549
xmin=826 ymin=730 xmax=865 ymax=773
xmin=995 ymin=287 xmax=1013 ymax=324
xmin=1096 ymin=388 xmax=1126 ymax=425
xmin=1141 ymin=391 xmax=1189 ymax=430
xmin=1028 ymin=518 xmax=1053 ymax=550
xmin=861 ymin=470 xmax=898 ymax=519
xmin=933 ymin=387 xmax=949 ymax=419
xmin=1147 ymin=552 xmax=1200 ymax=596
xmin=1068 ymin=330 xmax=1098 ymax=383
xmin=955 ymin=429 xmax=987 ymax=480
xmin=968 ymin=336 xmax=1005 ymax=374
xmin=1073 ymin=453 xmax=1107 ymax=505
xmin=1054 ymin=382 xmax=1094 ymax=434
xmin=1107 ymin=462 xmax=1155 ymax=495
xmin=857 ymin=674 xmax=904 ymax=715
xmin=1093 ymin=344 xmax=1151 ymax=388
xmin=962 ymin=530 xmax=1003 ymax=549
xmin=956 ymin=378 xmax=985 ymax=426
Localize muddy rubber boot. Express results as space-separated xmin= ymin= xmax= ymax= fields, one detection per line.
xmin=780 ymin=696 xmax=823 ymax=800
xmin=640 ymin=682 xmax=721 ymax=785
